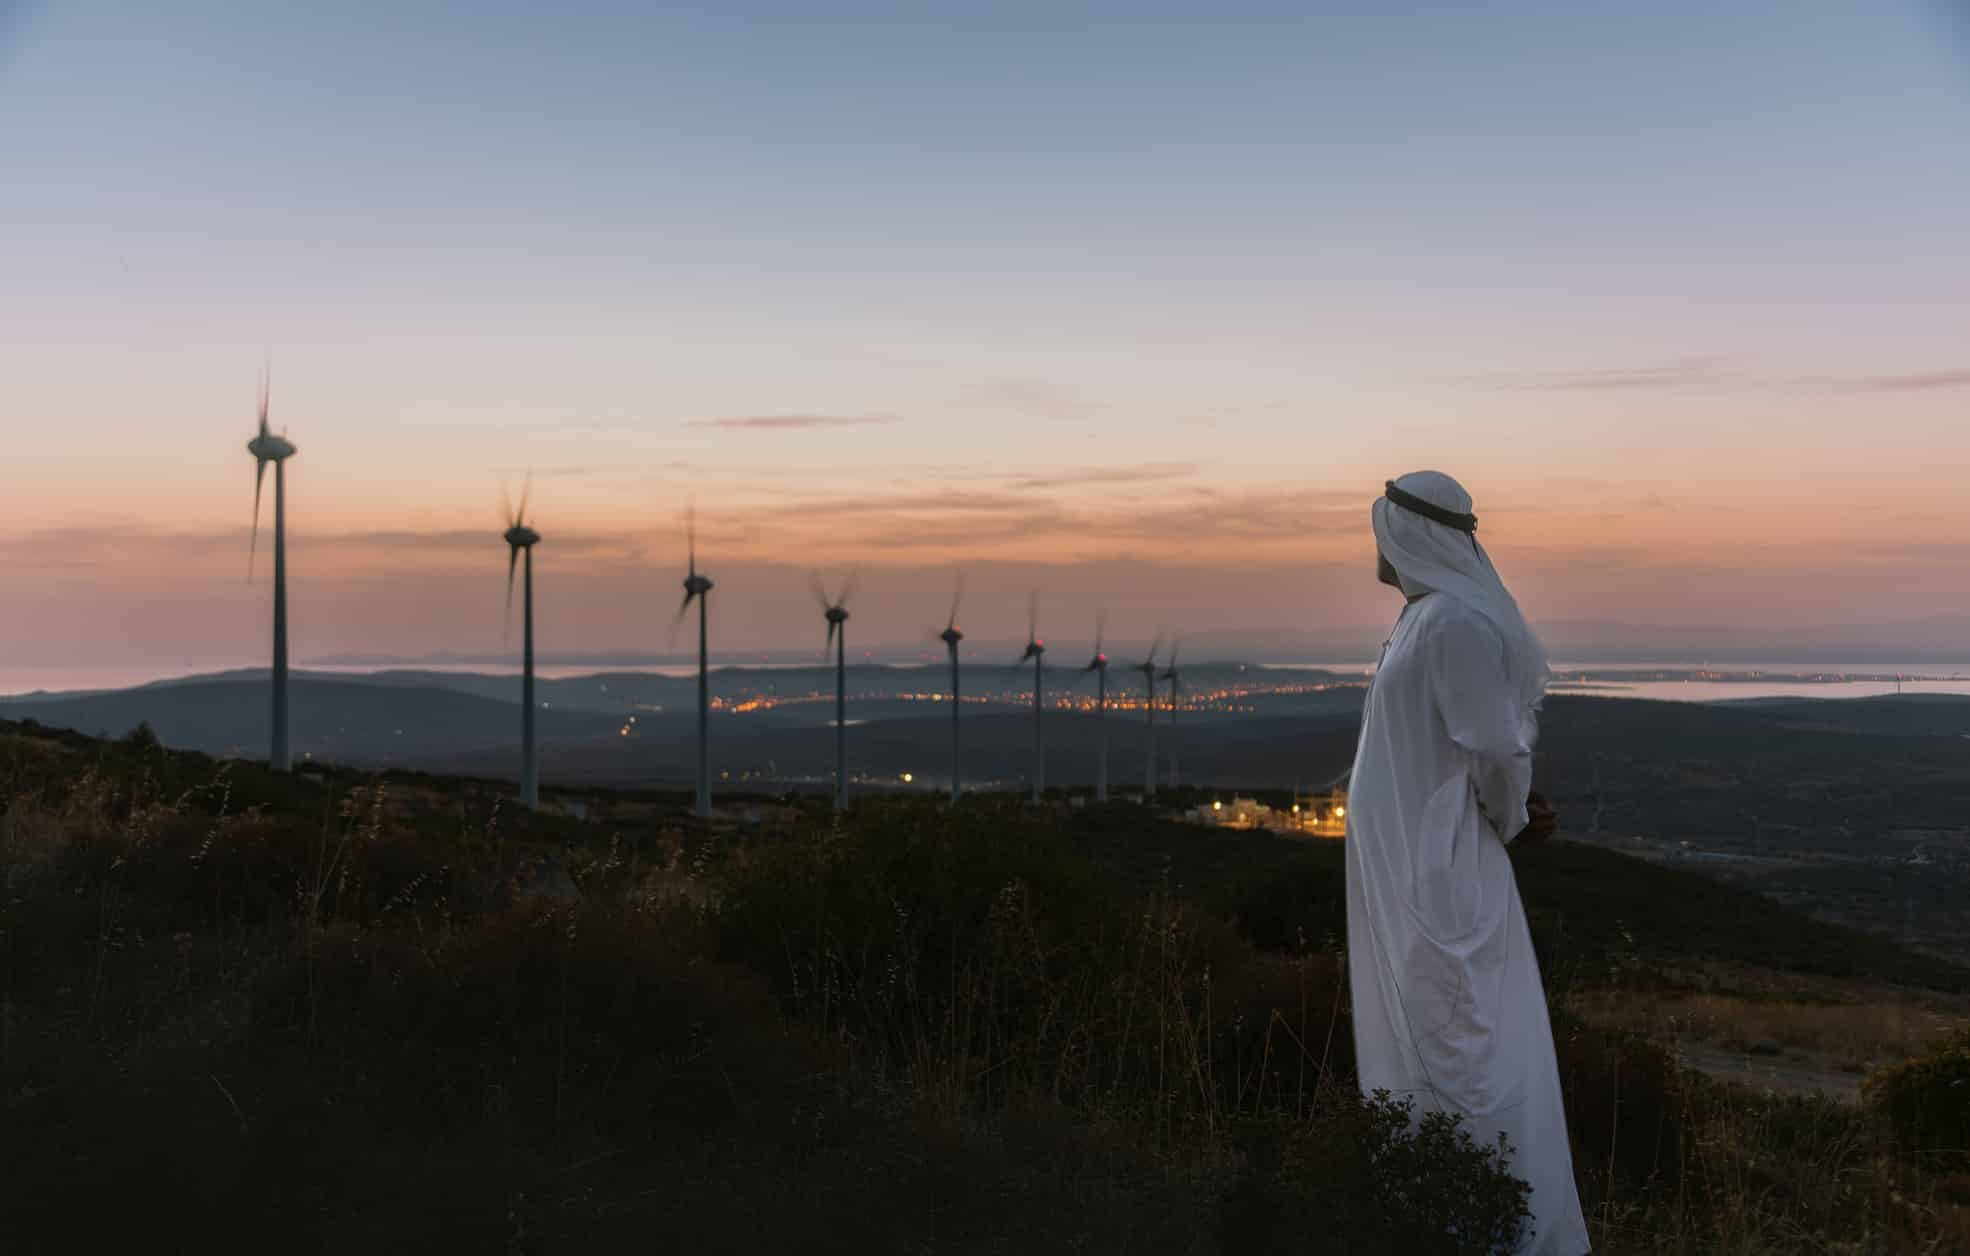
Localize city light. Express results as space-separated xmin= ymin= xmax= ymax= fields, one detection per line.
xmin=902 ymin=772 xmax=914 ymax=783
xmin=1212 ymin=800 xmax=1222 ymax=812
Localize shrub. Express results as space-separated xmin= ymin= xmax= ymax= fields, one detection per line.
xmin=1865 ymin=1025 xmax=1970 ymax=1166
xmin=1218 ymin=1090 xmax=1531 ymax=1255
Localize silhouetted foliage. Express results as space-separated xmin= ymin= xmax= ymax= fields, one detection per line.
xmin=1865 ymin=1026 xmax=1970 ymax=1168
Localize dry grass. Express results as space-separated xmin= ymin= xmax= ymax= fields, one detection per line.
xmin=1568 ymin=988 xmax=1964 ymax=1074
xmin=8 ymin=720 xmax=1970 ymax=1253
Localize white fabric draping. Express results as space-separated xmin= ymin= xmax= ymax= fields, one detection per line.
xmin=1346 ymin=471 xmax=1589 ymax=1255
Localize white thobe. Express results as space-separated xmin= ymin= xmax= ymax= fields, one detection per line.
xmin=1345 ymin=593 xmax=1589 ymax=1255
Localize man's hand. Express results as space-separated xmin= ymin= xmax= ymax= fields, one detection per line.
xmin=1514 ymin=791 xmax=1558 ymax=847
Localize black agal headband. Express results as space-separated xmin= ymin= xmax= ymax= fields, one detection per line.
xmin=1384 ymin=481 xmax=1478 ymax=534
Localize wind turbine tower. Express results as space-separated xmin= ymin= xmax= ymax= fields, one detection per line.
xmin=1132 ymin=636 xmax=1162 ymax=799
xmin=503 ymin=478 xmax=542 ymax=810
xmin=1019 ymin=596 xmax=1046 ymax=804
xmin=814 ymin=573 xmax=857 ymax=811
xmin=245 ymin=370 xmax=297 ymax=772
xmin=675 ymin=506 xmax=714 ymax=818
xmin=1081 ymin=611 xmax=1110 ymax=802
xmin=939 ymin=577 xmax=965 ymax=804
xmin=1161 ymin=640 xmax=1185 ymax=790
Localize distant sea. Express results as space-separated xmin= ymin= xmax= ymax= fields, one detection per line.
xmin=6 ymin=660 xmax=1970 ymax=704
xmin=1265 ymin=662 xmax=1970 ymax=704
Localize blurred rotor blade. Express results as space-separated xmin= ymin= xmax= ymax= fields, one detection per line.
xmin=258 ymin=365 xmax=270 ymax=432
xmin=669 ymin=592 xmax=692 ymax=650
xmin=500 ymin=479 xmax=516 ymax=529
xmin=947 ymin=571 xmax=964 ymax=631
xmin=505 ymin=546 xmax=519 ymax=640
xmin=1027 ymin=591 xmax=1038 ymax=643
xmin=825 ymin=617 xmax=839 ymax=653
xmin=685 ymin=499 xmax=698 ymax=574
xmin=838 ymin=568 xmax=860 ymax=610
xmin=1094 ymin=607 xmax=1107 ymax=656
xmin=808 ymin=571 xmax=833 ymax=614
xmin=248 ymin=459 xmax=267 ymax=581
xmin=516 ymin=471 xmax=533 ymax=526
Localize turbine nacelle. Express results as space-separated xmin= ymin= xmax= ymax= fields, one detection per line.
xmin=1084 ymin=652 xmax=1108 ymax=673
xmin=245 ymin=372 xmax=296 ymax=582
xmin=683 ymin=572 xmax=713 ymax=599
xmin=504 ymin=524 xmax=541 ymax=549
xmin=940 ymin=626 xmax=964 ymax=650
xmin=1020 ymin=639 xmax=1045 ymax=663
xmin=247 ymin=432 xmax=297 ymax=462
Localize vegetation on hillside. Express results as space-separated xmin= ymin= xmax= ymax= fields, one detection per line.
xmin=2 ymin=717 xmax=1966 ymax=1253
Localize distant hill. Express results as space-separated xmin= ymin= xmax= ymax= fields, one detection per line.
xmin=0 ymin=677 xmax=622 ymax=767
xmin=10 ymin=675 xmax=1970 ymax=800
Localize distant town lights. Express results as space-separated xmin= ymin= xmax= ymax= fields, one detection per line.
xmin=902 ymin=772 xmax=914 ymax=783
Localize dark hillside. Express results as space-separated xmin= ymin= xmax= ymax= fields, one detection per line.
xmin=5 ymin=718 xmax=1970 ymax=1251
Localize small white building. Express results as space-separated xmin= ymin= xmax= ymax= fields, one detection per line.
xmin=1183 ymin=788 xmax=1347 ymax=839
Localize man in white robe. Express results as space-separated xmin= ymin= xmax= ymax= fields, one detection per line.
xmin=1345 ymin=470 xmax=1589 ymax=1255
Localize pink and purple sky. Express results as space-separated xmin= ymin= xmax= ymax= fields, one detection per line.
xmin=4 ymin=2 xmax=1969 ymax=673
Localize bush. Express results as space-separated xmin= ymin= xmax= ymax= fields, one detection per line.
xmin=1218 ymin=1089 xmax=1531 ymax=1255
xmin=1865 ymin=1025 xmax=1970 ymax=1166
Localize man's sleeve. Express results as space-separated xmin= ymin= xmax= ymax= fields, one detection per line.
xmin=1429 ymin=612 xmax=1533 ymax=842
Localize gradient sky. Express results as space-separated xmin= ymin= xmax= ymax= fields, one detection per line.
xmin=5 ymin=1 xmax=1970 ymax=669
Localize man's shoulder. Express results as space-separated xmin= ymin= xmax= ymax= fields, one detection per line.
xmin=1409 ymin=596 xmax=1504 ymax=651
xmin=1409 ymin=593 xmax=1491 ymax=632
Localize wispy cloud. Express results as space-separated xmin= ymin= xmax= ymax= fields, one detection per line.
xmin=1005 ymin=462 xmax=1199 ymax=491
xmin=685 ymin=415 xmax=902 ymax=431
xmin=1836 ymin=370 xmax=1970 ymax=394
xmin=954 ymin=376 xmax=1110 ymax=419
xmin=1463 ymin=361 xmax=1970 ymax=396
xmin=6 ymin=525 xmax=638 ymax=567
xmin=1468 ymin=361 xmax=1730 ymax=393
xmin=752 ymin=491 xmax=1034 ymax=521
xmin=1874 ymin=543 xmax=1970 ymax=561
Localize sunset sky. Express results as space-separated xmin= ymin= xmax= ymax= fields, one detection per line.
xmin=5 ymin=2 xmax=1970 ymax=673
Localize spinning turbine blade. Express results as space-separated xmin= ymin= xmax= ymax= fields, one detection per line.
xmin=947 ymin=572 xmax=964 ymax=631
xmin=838 ymin=569 xmax=860 ymax=610
xmin=505 ymin=545 xmax=519 ymax=636
xmin=516 ymin=471 xmax=532 ymax=526
xmin=809 ymin=571 xmax=833 ymax=615
xmin=248 ymin=458 xmax=267 ymax=581
xmin=669 ymin=592 xmax=693 ymax=649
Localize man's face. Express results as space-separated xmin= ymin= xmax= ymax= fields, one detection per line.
xmin=1377 ymin=550 xmax=1402 ymax=590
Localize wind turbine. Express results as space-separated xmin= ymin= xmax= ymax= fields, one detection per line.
xmin=1132 ymin=634 xmax=1163 ymax=799
xmin=813 ymin=571 xmax=857 ymax=811
xmin=245 ymin=369 xmax=297 ymax=773
xmin=1080 ymin=610 xmax=1110 ymax=802
xmin=503 ymin=475 xmax=541 ymax=810
xmin=938 ymin=574 xmax=965 ymax=804
xmin=673 ymin=504 xmax=713 ymax=818
xmin=1161 ymin=637 xmax=1185 ymax=791
xmin=1018 ymin=594 xmax=1046 ymax=804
